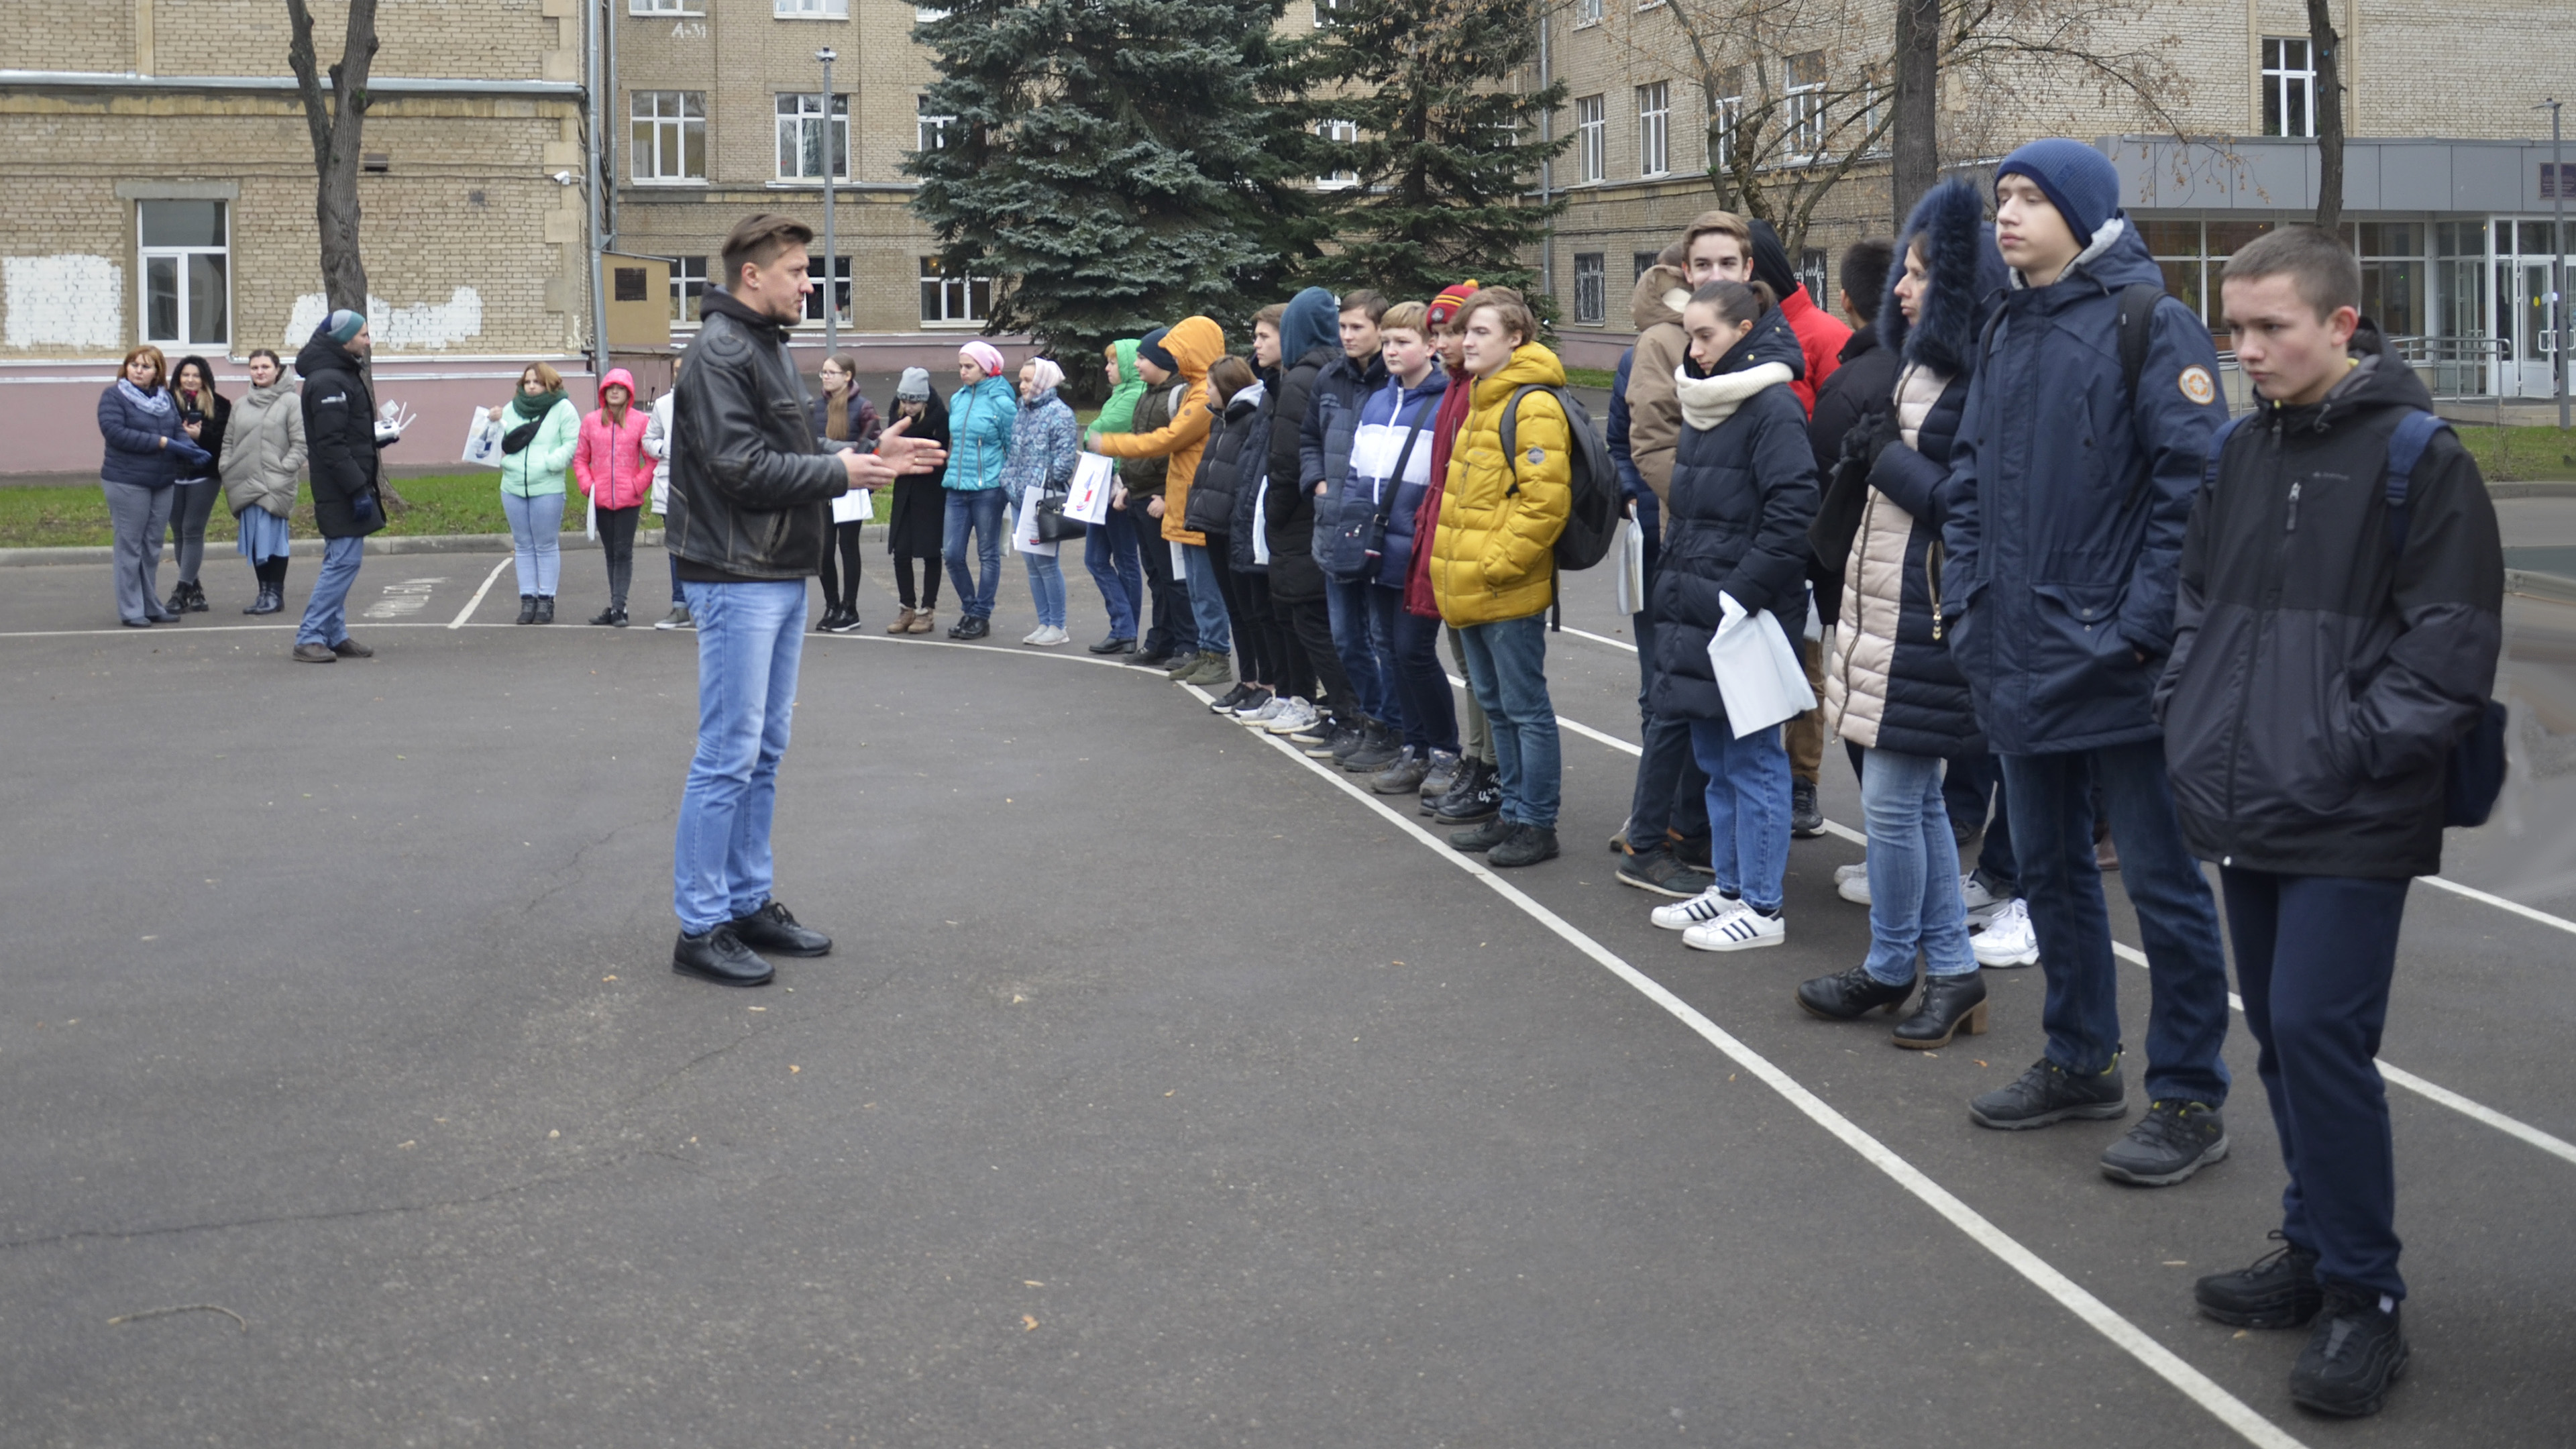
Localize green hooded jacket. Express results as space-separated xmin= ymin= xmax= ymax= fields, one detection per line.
xmin=1085 ymin=339 xmax=1146 ymax=468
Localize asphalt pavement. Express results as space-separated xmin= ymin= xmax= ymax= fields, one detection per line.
xmin=2 ymin=533 xmax=2571 ymax=1448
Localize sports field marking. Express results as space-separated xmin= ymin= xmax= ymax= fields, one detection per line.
xmin=449 ymin=556 xmax=513 ymax=629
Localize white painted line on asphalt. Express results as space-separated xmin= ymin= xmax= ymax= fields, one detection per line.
xmin=1556 ymin=623 xmax=1640 ymax=653
xmin=2418 ymin=873 xmax=2576 ymax=938
xmin=1442 ymin=671 xmax=1644 ymax=758
xmin=1183 ymin=675 xmax=2313 ymax=1449
xmin=448 ymin=555 xmax=513 ymax=629
xmin=2375 ymin=1060 xmax=2576 ymax=1167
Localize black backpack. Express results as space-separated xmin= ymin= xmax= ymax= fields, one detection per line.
xmin=1496 ymin=384 xmax=1620 ymax=571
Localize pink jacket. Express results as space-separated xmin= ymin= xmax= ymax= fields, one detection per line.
xmin=574 ymin=368 xmax=656 ymax=510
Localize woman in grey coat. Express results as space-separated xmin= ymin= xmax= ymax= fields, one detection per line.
xmin=219 ymin=347 xmax=307 ymax=615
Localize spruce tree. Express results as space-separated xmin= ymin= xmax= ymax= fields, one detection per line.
xmin=907 ymin=0 xmax=1322 ymax=388
xmin=1299 ymin=0 xmax=1568 ymax=307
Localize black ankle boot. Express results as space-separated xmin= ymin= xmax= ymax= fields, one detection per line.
xmin=1796 ymin=965 xmax=1915 ymax=1022
xmin=517 ymin=595 xmax=537 ymax=625
xmin=1892 ymin=972 xmax=1989 ymax=1049
xmin=535 ymin=596 xmax=555 ymax=624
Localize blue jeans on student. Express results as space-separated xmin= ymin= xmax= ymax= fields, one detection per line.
xmin=1457 ymin=612 xmax=1560 ymax=828
xmin=1022 ymin=549 xmax=1067 ymax=629
xmin=1324 ymin=574 xmax=1394 ymax=727
xmin=2000 ymin=741 xmax=2232 ymax=1107
xmin=1689 ymin=719 xmax=1791 ymax=914
xmin=1182 ymin=542 xmax=1232 ymax=655
xmin=501 ymin=490 xmax=564 ymax=596
xmin=672 ymin=580 xmax=805 ymax=935
xmin=2220 ymin=868 xmax=2411 ymax=1300
xmin=294 ymin=535 xmax=366 ymax=647
xmin=1365 ymin=585 xmax=1457 ymax=754
xmin=943 ymin=487 xmax=1006 ymax=621
xmin=1860 ymin=749 xmax=1978 ymax=986
xmin=1083 ymin=506 xmax=1142 ymax=641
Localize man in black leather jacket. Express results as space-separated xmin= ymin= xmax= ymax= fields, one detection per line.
xmin=665 ymin=213 xmax=945 ymax=988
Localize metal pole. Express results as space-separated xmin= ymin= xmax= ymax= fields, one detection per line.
xmin=1536 ymin=5 xmax=1552 ymax=306
xmin=2552 ymin=97 xmax=2567 ymax=429
xmin=603 ymin=0 xmax=619 ymax=250
xmin=586 ymin=0 xmax=610 ymax=378
xmin=819 ymin=48 xmax=839 ymax=362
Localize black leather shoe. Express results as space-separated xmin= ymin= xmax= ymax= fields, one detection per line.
xmin=1432 ymin=760 xmax=1502 ymax=825
xmin=1796 ymin=965 xmax=1915 ymax=1022
xmin=2196 ymin=1232 xmax=2323 ymax=1329
xmin=1088 ymin=635 xmax=1136 ymax=655
xmin=516 ymin=596 xmax=537 ymax=625
xmin=535 ymin=596 xmax=555 ymax=625
xmin=1487 ymin=823 xmax=1559 ymax=868
xmin=673 ymin=924 xmax=774 ymax=986
xmin=729 ymin=898 xmax=830 ymax=957
xmin=1129 ymin=645 xmax=1173 ymax=668
xmin=1449 ymin=816 xmax=1515 ymax=853
xmin=1969 ymin=1055 xmax=2128 ymax=1130
xmin=2290 ymin=1285 xmax=2408 ymax=1417
xmin=1892 ymin=972 xmax=1989 ymax=1049
xmin=330 ymin=637 xmax=374 ymax=658
xmin=592 ymin=606 xmax=623 ymax=626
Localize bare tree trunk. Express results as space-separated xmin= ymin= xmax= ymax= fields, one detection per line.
xmin=287 ymin=0 xmax=403 ymax=507
xmin=2306 ymin=0 xmax=2343 ymax=235
xmin=1891 ymin=0 xmax=1939 ymax=222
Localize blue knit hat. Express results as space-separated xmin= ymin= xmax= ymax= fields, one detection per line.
xmin=319 ymin=308 xmax=366 ymax=345
xmin=1994 ymin=139 xmax=2122 ymax=246
xmin=1134 ymin=327 xmax=1176 ymax=375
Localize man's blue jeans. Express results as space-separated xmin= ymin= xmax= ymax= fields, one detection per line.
xmin=1689 ymin=719 xmax=1790 ymax=914
xmin=1324 ymin=574 xmax=1395 ymax=727
xmin=1182 ymin=543 xmax=1232 ymax=655
xmin=1366 ymin=584 xmax=1456 ymax=754
xmin=295 ymin=535 xmax=366 ymax=646
xmin=673 ymin=580 xmax=806 ymax=935
xmin=2000 ymin=741 xmax=2232 ymax=1107
xmin=1860 ymin=749 xmax=1978 ymax=986
xmin=942 ymin=487 xmax=1006 ymax=621
xmin=1082 ymin=506 xmax=1142 ymax=640
xmin=1457 ymin=613 xmax=1559 ymax=828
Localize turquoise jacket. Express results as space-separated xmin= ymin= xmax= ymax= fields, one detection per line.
xmin=943 ymin=376 xmax=1017 ymax=492
xmin=498 ymin=397 xmax=580 ymax=498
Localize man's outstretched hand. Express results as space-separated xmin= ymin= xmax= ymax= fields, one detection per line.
xmin=840 ymin=416 xmax=947 ymax=488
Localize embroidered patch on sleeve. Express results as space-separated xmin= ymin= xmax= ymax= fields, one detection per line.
xmin=2178 ymin=366 xmax=2216 ymax=405
xmin=1526 ymin=447 xmax=1546 ymax=466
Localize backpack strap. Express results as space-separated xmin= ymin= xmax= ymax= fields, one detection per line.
xmin=2201 ymin=411 xmax=2251 ymax=494
xmin=2381 ymin=409 xmax=2451 ymax=560
xmin=2115 ymin=282 xmax=2163 ymax=405
xmin=1377 ymin=395 xmax=1437 ymax=508
xmin=1497 ymin=384 xmax=1548 ymax=490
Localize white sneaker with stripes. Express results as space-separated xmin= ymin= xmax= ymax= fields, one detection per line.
xmin=1971 ymin=898 xmax=2039 ymax=967
xmin=1651 ymin=886 xmax=1742 ymax=931
xmin=1684 ymin=907 xmax=1785 ymax=953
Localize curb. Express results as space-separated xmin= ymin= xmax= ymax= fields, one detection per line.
xmin=0 ymin=524 xmax=888 ymax=568
xmin=2489 ymin=480 xmax=2576 ymax=500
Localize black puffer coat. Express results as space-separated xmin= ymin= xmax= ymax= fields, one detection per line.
xmin=1650 ymin=315 xmax=1819 ymax=724
xmin=1262 ymin=344 xmax=1336 ymax=601
xmin=1185 ymin=383 xmax=1263 ymax=537
xmin=2156 ymin=322 xmax=2503 ymax=879
xmin=1229 ymin=378 xmax=1272 ymax=572
xmin=294 ymin=331 xmax=386 ymax=539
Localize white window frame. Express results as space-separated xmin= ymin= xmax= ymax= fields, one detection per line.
xmin=1312 ymin=0 xmax=1340 ymax=25
xmin=1784 ymin=52 xmax=1826 ymax=160
xmin=802 ymin=255 xmax=853 ymax=326
xmin=1574 ymin=95 xmax=1605 ymax=184
xmin=1316 ymin=119 xmax=1359 ymax=190
xmin=1636 ymin=81 xmax=1670 ymax=178
xmin=1573 ymin=252 xmax=1606 ymax=325
xmin=630 ymin=90 xmax=706 ymax=183
xmin=138 ymin=199 xmax=229 ymax=350
xmin=775 ymin=93 xmax=851 ymax=181
xmin=1710 ymin=92 xmax=1743 ymax=170
xmin=773 ymin=0 xmax=847 ymax=17
xmin=1799 ymin=248 xmax=1828 ymax=307
xmin=920 ymin=256 xmax=991 ymax=327
xmin=2261 ymin=36 xmax=2316 ymax=139
xmin=1573 ymin=0 xmax=1602 ymax=26
xmin=629 ymin=0 xmax=701 ymax=13
xmin=916 ymin=95 xmax=955 ymax=154
xmin=670 ymin=256 xmax=708 ymax=326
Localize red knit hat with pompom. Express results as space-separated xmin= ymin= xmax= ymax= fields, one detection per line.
xmin=1425 ymin=279 xmax=1481 ymax=332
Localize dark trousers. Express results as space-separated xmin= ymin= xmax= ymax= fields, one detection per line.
xmin=1247 ymin=573 xmax=1309 ymax=698
xmin=598 ymin=504 xmax=641 ymax=610
xmin=1285 ymin=596 xmax=1351 ymax=717
xmin=1136 ymin=515 xmax=1193 ymax=655
xmin=2221 ymin=868 xmax=2410 ymax=1300
xmin=1944 ymin=749 xmax=2020 ymax=887
xmin=167 ymin=476 xmax=220 ymax=584
xmin=1627 ymin=610 xmax=1711 ymax=851
xmin=892 ymin=552 xmax=941 ymax=610
xmin=1206 ymin=537 xmax=1268 ymax=684
xmin=253 ymin=554 xmax=288 ymax=589
xmin=1368 ymin=584 xmax=1458 ymax=754
xmin=818 ymin=519 xmax=863 ymax=612
xmin=2000 ymin=742 xmax=2232 ymax=1106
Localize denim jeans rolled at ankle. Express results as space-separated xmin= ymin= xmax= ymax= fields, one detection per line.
xmin=1689 ymin=719 xmax=1790 ymax=913
xmin=1859 ymin=748 xmax=1978 ymax=986
xmin=2000 ymin=741 xmax=2232 ymax=1106
xmin=1457 ymin=612 xmax=1560 ymax=828
xmin=1082 ymin=506 xmax=1142 ymax=639
xmin=1022 ymin=550 xmax=1067 ymax=629
xmin=941 ymin=487 xmax=1006 ymax=620
xmin=1181 ymin=542 xmax=1232 ymax=654
xmin=673 ymin=579 xmax=805 ymax=935
xmin=502 ymin=489 xmax=564 ymax=596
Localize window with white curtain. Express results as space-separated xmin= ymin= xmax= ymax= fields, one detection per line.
xmin=631 ymin=91 xmax=705 ymax=182
xmin=1575 ymin=95 xmax=1605 ymax=184
xmin=139 ymin=200 xmax=228 ymax=348
xmin=776 ymin=93 xmax=849 ymax=180
xmin=1637 ymin=82 xmax=1670 ymax=178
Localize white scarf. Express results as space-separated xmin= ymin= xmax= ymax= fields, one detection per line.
xmin=1673 ymin=360 xmax=1792 ymax=431
xmin=118 ymin=378 xmax=173 ymax=416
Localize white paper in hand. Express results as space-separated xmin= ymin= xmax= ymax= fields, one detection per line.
xmin=1063 ymin=453 xmax=1115 ymax=525
xmin=830 ymin=486 xmax=871 ymax=525
xmin=1012 ymin=488 xmax=1057 ymax=557
xmin=1706 ymin=591 xmax=1817 ymax=739
xmin=1611 ymin=517 xmax=1648 ymax=615
xmin=462 ymin=411 xmax=502 ymax=468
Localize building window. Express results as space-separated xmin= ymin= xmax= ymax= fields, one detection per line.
xmin=2358 ymin=222 xmax=2425 ymax=339
xmin=920 ymin=257 xmax=991 ymax=325
xmin=629 ymin=0 xmax=699 ymax=12
xmin=916 ymin=96 xmax=954 ymax=153
xmin=1316 ymin=119 xmax=1359 ymax=189
xmin=802 ymin=255 xmax=852 ymax=325
xmin=777 ymin=93 xmax=849 ymax=180
xmin=914 ymin=3 xmax=947 ymax=16
xmin=1710 ymin=72 xmax=1743 ymax=171
xmin=1574 ymin=95 xmax=1605 ymax=184
xmin=1574 ymin=0 xmax=1602 ymax=25
xmin=631 ymin=91 xmax=706 ymax=182
xmin=773 ymin=0 xmax=847 ymax=15
xmin=1573 ymin=252 xmax=1606 ymax=325
xmin=1312 ymin=0 xmax=1340 ymax=25
xmin=2543 ymin=163 xmax=2575 ymax=201
xmin=670 ymin=256 xmax=707 ymax=324
xmin=1799 ymin=248 xmax=1827 ymax=307
xmin=1636 ymin=81 xmax=1670 ymax=178
xmin=1634 ymin=251 xmax=1660 ymax=281
xmin=138 ymin=200 xmax=227 ymax=348
xmin=2261 ymin=37 xmax=2315 ymax=138
xmin=1784 ymin=51 xmax=1826 ymax=158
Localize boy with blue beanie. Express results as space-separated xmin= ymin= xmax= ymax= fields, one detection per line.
xmin=1937 ymin=138 xmax=2237 ymax=1187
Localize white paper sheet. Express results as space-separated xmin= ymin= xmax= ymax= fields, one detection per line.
xmin=1064 ymin=453 xmax=1115 ymax=525
xmin=1013 ymin=488 xmax=1057 ymax=557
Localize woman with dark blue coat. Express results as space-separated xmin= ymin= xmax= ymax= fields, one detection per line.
xmin=1797 ymin=178 xmax=2013 ymax=1047
xmin=97 ymin=344 xmax=205 ymax=627
xmin=1644 ymin=282 xmax=1819 ymax=953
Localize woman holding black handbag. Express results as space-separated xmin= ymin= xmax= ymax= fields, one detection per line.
xmin=1000 ymin=357 xmax=1079 ymax=646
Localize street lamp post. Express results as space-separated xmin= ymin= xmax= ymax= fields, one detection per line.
xmin=818 ymin=48 xmax=839 ymax=362
xmin=2549 ymin=98 xmax=2568 ymax=429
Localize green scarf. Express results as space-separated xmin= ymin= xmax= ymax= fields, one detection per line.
xmin=1087 ymin=339 xmax=1145 ymax=442
xmin=511 ymin=388 xmax=566 ymax=422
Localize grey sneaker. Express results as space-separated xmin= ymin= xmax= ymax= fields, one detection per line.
xmin=1417 ymin=749 xmax=1461 ymax=802
xmin=2098 ymin=1099 xmax=2229 ymax=1186
xmin=1968 ymin=1056 xmax=2128 ymax=1130
xmin=1179 ymin=651 xmax=1233 ymax=688
xmin=655 ymin=602 xmax=691 ymax=630
xmin=1368 ymin=747 xmax=1432 ymax=795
